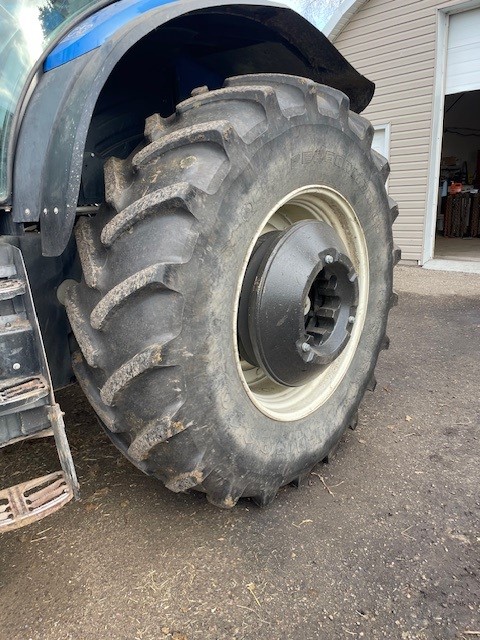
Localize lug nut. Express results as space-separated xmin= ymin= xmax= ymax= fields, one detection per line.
xmin=301 ymin=342 xmax=311 ymax=353
xmin=348 ymin=315 xmax=355 ymax=324
xmin=325 ymin=254 xmax=334 ymax=264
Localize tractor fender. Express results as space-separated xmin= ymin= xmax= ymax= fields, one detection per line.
xmin=12 ymin=0 xmax=375 ymax=257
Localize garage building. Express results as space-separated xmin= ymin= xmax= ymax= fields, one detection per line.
xmin=324 ymin=0 xmax=480 ymax=269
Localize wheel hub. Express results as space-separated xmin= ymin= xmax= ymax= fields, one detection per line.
xmin=238 ymin=220 xmax=359 ymax=387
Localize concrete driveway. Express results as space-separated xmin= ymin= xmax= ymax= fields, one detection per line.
xmin=0 ymin=266 xmax=479 ymax=640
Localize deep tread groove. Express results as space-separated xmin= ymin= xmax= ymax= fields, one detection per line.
xmin=100 ymin=344 xmax=166 ymax=406
xmin=393 ymin=245 xmax=402 ymax=266
xmin=371 ymin=149 xmax=390 ymax=183
xmin=252 ymin=486 xmax=279 ymax=507
xmin=72 ymin=352 xmax=119 ymax=432
xmin=74 ymin=217 xmax=104 ymax=289
xmin=312 ymin=84 xmax=350 ymax=121
xmin=164 ymin=466 xmax=207 ymax=493
xmin=127 ymin=397 xmax=186 ymax=461
xmin=226 ymin=73 xmax=316 ymax=94
xmin=65 ymin=287 xmax=102 ymax=368
xmin=206 ymin=483 xmax=243 ymax=509
xmin=322 ymin=437 xmax=342 ymax=463
xmin=132 ymin=120 xmax=237 ymax=170
xmin=290 ymin=471 xmax=310 ymax=488
xmin=226 ymin=73 xmax=317 ymax=118
xmin=348 ymin=112 xmax=374 ymax=147
xmin=101 ymin=183 xmax=195 ymax=247
xmin=177 ymin=85 xmax=277 ymax=117
xmin=366 ymin=374 xmax=377 ymax=392
xmin=388 ymin=196 xmax=399 ymax=224
xmin=348 ymin=412 xmax=359 ymax=430
xmin=90 ymin=264 xmax=170 ymax=330
xmin=144 ymin=112 xmax=175 ymax=142
xmin=190 ymin=85 xmax=209 ymax=96
xmin=104 ymin=157 xmax=130 ymax=211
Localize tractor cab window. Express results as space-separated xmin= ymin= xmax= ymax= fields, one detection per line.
xmin=0 ymin=0 xmax=99 ymax=201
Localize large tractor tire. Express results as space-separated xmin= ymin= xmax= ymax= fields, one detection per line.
xmin=65 ymin=74 xmax=399 ymax=508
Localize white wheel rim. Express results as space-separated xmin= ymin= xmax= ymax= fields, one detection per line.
xmin=233 ymin=185 xmax=369 ymax=422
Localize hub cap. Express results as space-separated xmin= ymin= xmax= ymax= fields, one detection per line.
xmin=234 ymin=186 xmax=369 ymax=422
xmin=238 ymin=221 xmax=359 ymax=386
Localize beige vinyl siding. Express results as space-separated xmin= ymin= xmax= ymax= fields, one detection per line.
xmin=333 ymin=0 xmax=474 ymax=261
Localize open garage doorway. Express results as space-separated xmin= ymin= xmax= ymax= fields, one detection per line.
xmin=424 ymin=4 xmax=480 ymax=270
xmin=434 ymin=89 xmax=480 ymax=263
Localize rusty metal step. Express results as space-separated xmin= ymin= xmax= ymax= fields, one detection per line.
xmin=0 ymin=470 xmax=73 ymax=532
xmin=0 ymin=404 xmax=79 ymax=532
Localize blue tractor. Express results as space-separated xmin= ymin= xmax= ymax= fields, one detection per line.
xmin=0 ymin=0 xmax=399 ymax=530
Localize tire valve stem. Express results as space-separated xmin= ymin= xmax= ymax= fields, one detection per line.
xmin=348 ymin=315 xmax=355 ymax=324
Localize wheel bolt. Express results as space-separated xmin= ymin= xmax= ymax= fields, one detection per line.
xmin=348 ymin=315 xmax=355 ymax=324
xmin=301 ymin=342 xmax=311 ymax=353
xmin=325 ymin=254 xmax=334 ymax=264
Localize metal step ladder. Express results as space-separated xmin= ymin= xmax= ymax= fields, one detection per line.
xmin=0 ymin=243 xmax=79 ymax=532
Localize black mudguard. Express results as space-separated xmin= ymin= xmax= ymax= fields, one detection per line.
xmin=12 ymin=1 xmax=374 ymax=257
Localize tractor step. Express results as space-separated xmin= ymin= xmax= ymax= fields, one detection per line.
xmin=0 ymin=471 xmax=72 ymax=531
xmin=0 ymin=243 xmax=78 ymax=532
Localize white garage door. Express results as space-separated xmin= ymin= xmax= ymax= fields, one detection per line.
xmin=446 ymin=8 xmax=480 ymax=95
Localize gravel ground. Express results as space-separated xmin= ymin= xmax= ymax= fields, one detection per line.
xmin=0 ymin=265 xmax=479 ymax=640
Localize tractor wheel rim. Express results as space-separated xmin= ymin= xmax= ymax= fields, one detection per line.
xmin=234 ymin=185 xmax=369 ymax=422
